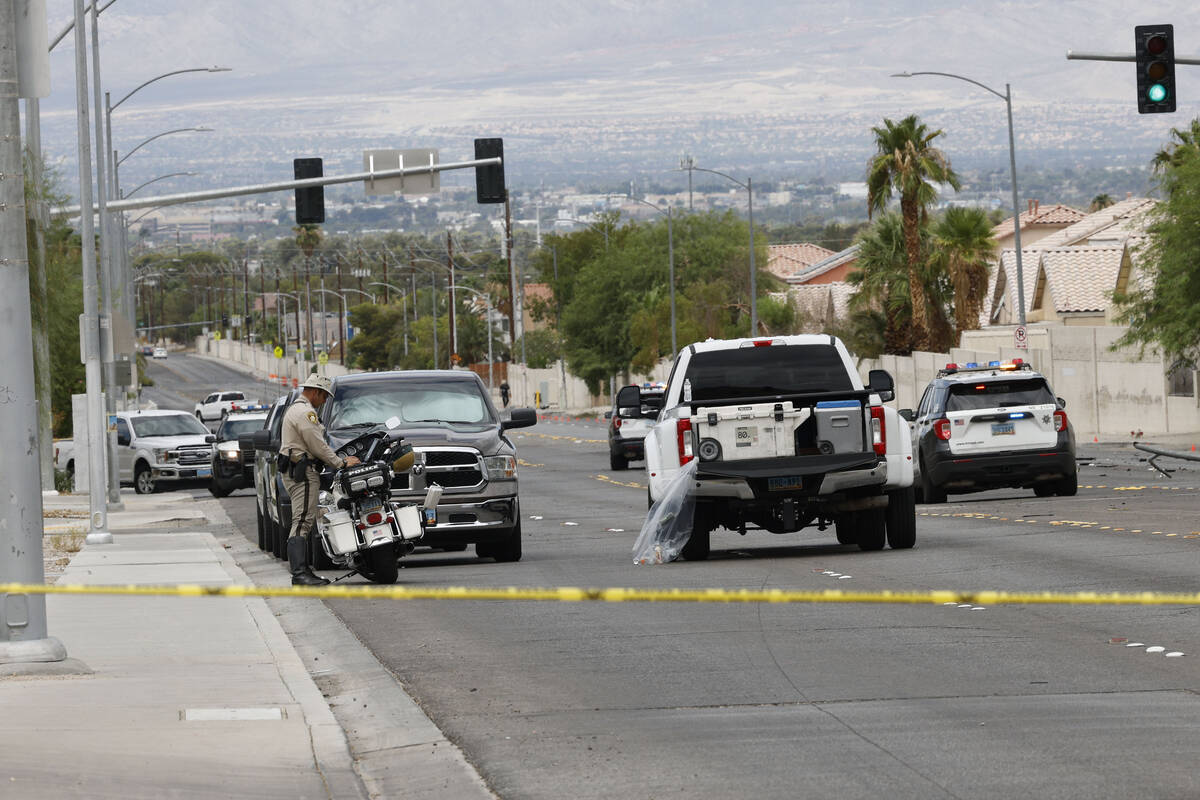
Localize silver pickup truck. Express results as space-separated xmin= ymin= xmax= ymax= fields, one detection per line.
xmin=54 ymin=410 xmax=215 ymax=494
xmin=115 ymin=410 xmax=216 ymax=493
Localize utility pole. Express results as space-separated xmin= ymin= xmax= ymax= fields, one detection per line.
xmin=87 ymin=0 xmax=121 ymax=511
xmin=0 ymin=0 xmax=72 ymax=665
xmin=242 ymin=256 xmax=249 ymax=342
xmin=681 ymin=154 xmax=694 ymax=211
xmin=69 ymin=0 xmax=112 ymax=547
xmin=382 ymin=252 xmax=389 ymax=304
xmin=293 ymin=266 xmax=301 ymax=355
xmin=24 ymin=96 xmax=54 ymax=494
xmin=505 ymin=197 xmax=516 ymax=357
xmin=447 ymin=230 xmax=456 ymax=363
xmin=336 ymin=254 xmax=344 ymax=364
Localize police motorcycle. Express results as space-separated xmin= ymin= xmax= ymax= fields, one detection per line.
xmin=315 ymin=416 xmax=442 ymax=584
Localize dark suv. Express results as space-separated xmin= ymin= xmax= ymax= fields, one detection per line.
xmin=905 ymin=360 xmax=1076 ymax=503
xmin=209 ymin=408 xmax=269 ymax=497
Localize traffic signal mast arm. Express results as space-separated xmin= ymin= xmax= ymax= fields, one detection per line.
xmin=1066 ymin=50 xmax=1200 ymax=65
xmin=48 ymin=155 xmax=504 ymax=218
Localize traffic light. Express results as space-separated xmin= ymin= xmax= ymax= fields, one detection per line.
xmin=474 ymin=138 xmax=506 ymax=204
xmin=1135 ymin=24 xmax=1176 ymax=114
xmin=293 ymin=157 xmax=325 ymax=224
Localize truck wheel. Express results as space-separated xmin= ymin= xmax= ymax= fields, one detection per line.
xmin=1056 ymin=469 xmax=1078 ymax=497
xmin=208 ymin=480 xmax=232 ymax=498
xmin=920 ymin=459 xmax=946 ymax=504
xmin=680 ymin=508 xmax=711 ymax=561
xmin=362 ymin=543 xmax=399 ymax=584
xmin=834 ymin=514 xmax=858 ymax=545
xmin=885 ymin=487 xmax=917 ymax=549
xmin=609 ymin=452 xmax=629 ymax=471
xmin=134 ymin=464 xmax=156 ymax=495
xmin=491 ymin=522 xmax=523 ymax=563
xmin=1033 ymin=484 xmax=1055 ymax=498
xmin=856 ymin=507 xmax=887 ymax=551
xmin=274 ymin=506 xmax=290 ymax=559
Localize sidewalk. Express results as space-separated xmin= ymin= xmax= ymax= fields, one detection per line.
xmin=2 ymin=488 xmax=491 ymax=798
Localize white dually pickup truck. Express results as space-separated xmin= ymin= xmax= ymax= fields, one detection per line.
xmin=637 ymin=334 xmax=915 ymax=560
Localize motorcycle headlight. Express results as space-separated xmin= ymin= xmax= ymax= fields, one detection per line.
xmin=484 ymin=455 xmax=517 ymax=480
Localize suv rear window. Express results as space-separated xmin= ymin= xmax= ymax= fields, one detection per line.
xmin=946 ymin=378 xmax=1055 ymax=412
xmin=684 ymin=344 xmax=853 ymax=403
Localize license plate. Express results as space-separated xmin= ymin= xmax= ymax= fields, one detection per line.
xmin=768 ymin=475 xmax=803 ymax=491
xmin=423 ymin=507 xmax=438 ymax=526
xmin=197 ymin=468 xmax=212 ymax=478
xmin=991 ymin=423 xmax=1015 ymax=436
xmin=363 ymin=523 xmax=394 ymax=546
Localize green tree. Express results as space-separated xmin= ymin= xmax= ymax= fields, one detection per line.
xmin=512 ymin=329 xmax=561 ymax=369
xmin=1088 ymin=193 xmax=1115 ymax=212
xmin=866 ymin=114 xmax=961 ymax=351
xmin=1151 ymin=119 xmax=1200 ymax=180
xmin=345 ymin=303 xmax=404 ymax=370
xmin=930 ymin=206 xmax=995 ymax=336
xmin=1113 ymin=155 xmax=1200 ymax=361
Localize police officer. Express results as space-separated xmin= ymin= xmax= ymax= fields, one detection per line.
xmin=280 ymin=374 xmax=360 ymax=586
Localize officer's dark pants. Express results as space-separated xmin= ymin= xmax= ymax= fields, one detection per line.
xmin=283 ymin=467 xmax=321 ymax=540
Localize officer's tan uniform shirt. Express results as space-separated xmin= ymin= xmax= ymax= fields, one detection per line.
xmin=280 ymin=395 xmax=344 ymax=469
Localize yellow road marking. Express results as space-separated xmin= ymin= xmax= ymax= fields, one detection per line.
xmin=593 ymin=474 xmax=646 ymax=490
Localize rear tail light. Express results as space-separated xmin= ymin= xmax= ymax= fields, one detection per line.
xmin=365 ymin=511 xmax=384 ymax=526
xmin=869 ymin=406 xmax=887 ymax=456
xmin=934 ymin=418 xmax=952 ymax=441
xmin=676 ymin=418 xmax=694 ymax=465
xmin=1053 ymin=409 xmax=1068 ymax=433
xmin=614 ymin=417 xmax=622 ymax=429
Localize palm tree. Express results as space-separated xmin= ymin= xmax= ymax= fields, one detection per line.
xmin=930 ymin=207 xmax=995 ymax=336
xmin=1088 ymin=194 xmax=1115 ymax=212
xmin=1151 ymin=119 xmax=1200 ymax=177
xmin=866 ymin=114 xmax=961 ymax=351
xmin=847 ymin=213 xmax=912 ymax=354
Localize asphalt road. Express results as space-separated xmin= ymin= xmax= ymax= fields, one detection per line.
xmin=160 ymin=353 xmax=1200 ymax=799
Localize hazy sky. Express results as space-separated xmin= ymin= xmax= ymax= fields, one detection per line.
xmin=41 ymin=2 xmax=1199 ymax=120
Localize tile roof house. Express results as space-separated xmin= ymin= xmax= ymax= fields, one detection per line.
xmin=990 ymin=200 xmax=1087 ymax=253
xmin=987 ymin=197 xmax=1155 ymax=326
xmin=777 ymin=244 xmax=861 ymax=331
xmin=766 ymin=243 xmax=836 ymax=282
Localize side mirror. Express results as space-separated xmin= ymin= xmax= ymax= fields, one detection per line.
xmin=237 ymin=434 xmax=257 ymax=452
xmin=867 ymin=369 xmax=895 ymax=403
xmin=204 ymin=435 xmax=217 ymax=444
xmin=501 ymin=407 xmax=537 ymax=430
xmin=615 ymin=385 xmax=642 ymax=418
xmin=117 ymin=432 xmax=130 ymax=447
xmin=251 ymin=430 xmax=276 ymax=452
xmin=899 ymin=408 xmax=915 ymax=422
xmin=603 ymin=410 xmax=612 ymax=419
xmin=1057 ymin=397 xmax=1067 ymax=409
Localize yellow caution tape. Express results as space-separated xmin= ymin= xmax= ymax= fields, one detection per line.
xmin=2 ymin=583 xmax=1200 ymax=605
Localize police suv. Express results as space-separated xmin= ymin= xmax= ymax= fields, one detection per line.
xmin=906 ymin=359 xmax=1076 ymax=503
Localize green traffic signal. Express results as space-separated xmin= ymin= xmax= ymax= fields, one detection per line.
xmin=1135 ymin=24 xmax=1176 ymax=114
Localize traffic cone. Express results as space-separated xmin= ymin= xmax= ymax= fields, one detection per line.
xmin=1093 ymin=436 xmax=1099 ymax=443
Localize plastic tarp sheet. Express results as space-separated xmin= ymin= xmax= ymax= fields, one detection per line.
xmin=633 ymin=460 xmax=699 ymax=564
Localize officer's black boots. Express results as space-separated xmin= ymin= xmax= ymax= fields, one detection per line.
xmin=287 ymin=536 xmax=330 ymax=586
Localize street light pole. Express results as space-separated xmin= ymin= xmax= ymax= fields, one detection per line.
xmin=892 ymin=70 xmax=1026 ymax=326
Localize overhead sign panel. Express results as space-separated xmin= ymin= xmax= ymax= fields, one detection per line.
xmin=362 ymin=148 xmax=440 ymax=196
